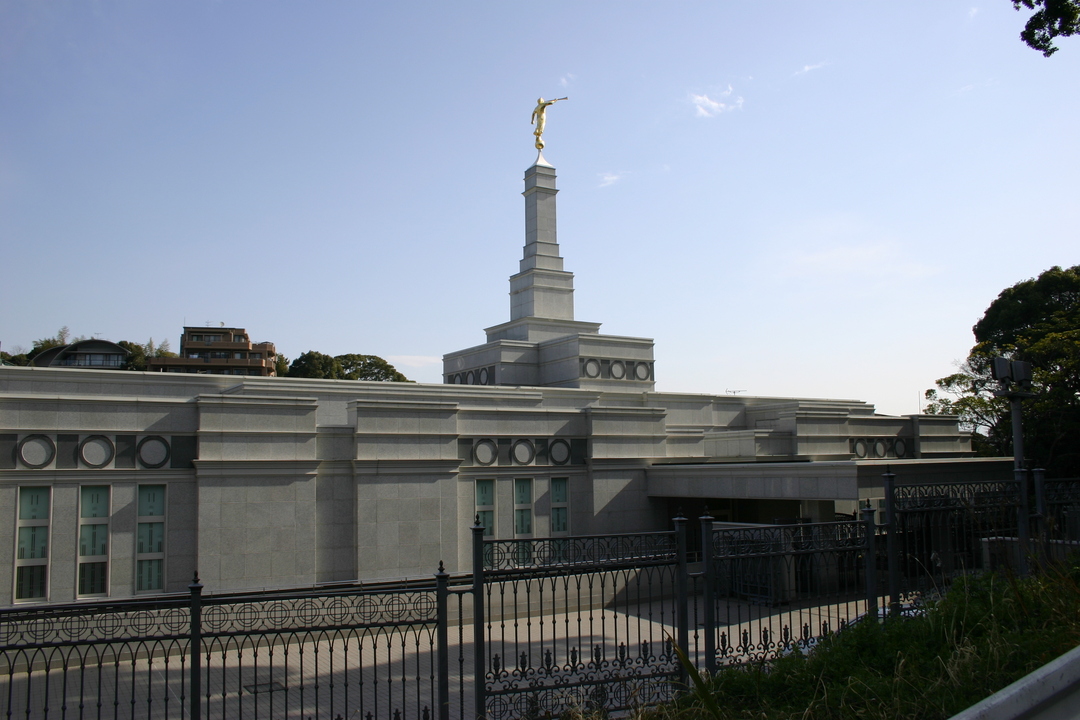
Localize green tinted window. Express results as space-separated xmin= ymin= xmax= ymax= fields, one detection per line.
xmin=476 ymin=479 xmax=494 ymax=507
xmin=17 ymin=527 xmax=48 ymax=560
xmin=515 ymin=508 xmax=532 ymax=535
xmin=138 ymin=485 xmax=165 ymax=516
xmin=138 ymin=523 xmax=164 ymax=554
xmin=551 ymin=478 xmax=567 ymax=504
xmin=137 ymin=559 xmax=163 ymax=591
xmin=80 ymin=486 xmax=109 ymax=519
xmin=514 ymin=478 xmax=532 ymax=506
xmin=477 ymin=510 xmax=494 ymax=538
xmin=551 ymin=507 xmax=568 ymax=533
xmin=18 ymin=487 xmax=50 ymax=520
xmin=79 ymin=524 xmax=108 ymax=556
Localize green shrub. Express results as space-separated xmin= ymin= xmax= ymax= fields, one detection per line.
xmin=639 ymin=562 xmax=1080 ymax=720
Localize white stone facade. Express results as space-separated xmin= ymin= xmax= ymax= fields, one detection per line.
xmin=0 ymin=157 xmax=1005 ymax=606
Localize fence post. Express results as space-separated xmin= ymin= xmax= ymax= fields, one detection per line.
xmin=700 ymin=512 xmax=715 ymax=675
xmin=673 ymin=513 xmax=688 ymax=682
xmin=435 ymin=562 xmax=450 ymax=720
xmin=883 ymin=469 xmax=900 ymax=617
xmin=861 ymin=505 xmax=878 ymax=619
xmin=1016 ymin=468 xmax=1031 ymax=575
xmin=189 ymin=573 xmax=203 ymax=720
xmin=472 ymin=518 xmax=487 ymax=720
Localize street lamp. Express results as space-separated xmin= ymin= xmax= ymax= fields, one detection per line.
xmin=990 ymin=357 xmax=1037 ymax=469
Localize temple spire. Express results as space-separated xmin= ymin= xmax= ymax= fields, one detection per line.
xmin=510 ymin=160 xmax=575 ymax=321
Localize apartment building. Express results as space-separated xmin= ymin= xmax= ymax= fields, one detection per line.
xmin=148 ymin=327 xmax=277 ymax=376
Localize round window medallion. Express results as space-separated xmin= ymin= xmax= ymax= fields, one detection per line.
xmin=19 ymin=435 xmax=55 ymax=469
xmin=466 ymin=371 xmax=475 ymax=385
xmin=512 ymin=439 xmax=535 ymax=465
xmin=474 ymin=439 xmax=498 ymax=466
xmin=634 ymin=363 xmax=651 ymax=381
xmin=137 ymin=436 xmax=171 ymax=469
xmin=852 ymin=439 xmax=868 ymax=459
xmin=550 ymin=439 xmax=571 ymax=465
xmin=873 ymin=440 xmax=888 ymax=458
xmin=80 ymin=435 xmax=114 ymax=468
xmin=583 ymin=359 xmax=601 ymax=379
xmin=610 ymin=361 xmax=626 ymax=380
xmin=894 ymin=438 xmax=908 ymax=458
xmin=478 ymin=368 xmax=490 ymax=385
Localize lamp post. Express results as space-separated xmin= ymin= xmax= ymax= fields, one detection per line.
xmin=990 ymin=357 xmax=1037 ymax=470
xmin=991 ymin=357 xmax=1037 ymax=573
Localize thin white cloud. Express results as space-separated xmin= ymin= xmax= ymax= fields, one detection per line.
xmin=598 ymin=172 xmax=623 ymax=188
xmin=690 ymin=86 xmax=743 ymax=118
xmin=387 ymin=355 xmax=442 ymax=369
xmin=968 ymin=7 xmax=979 ymax=19
xmin=958 ymin=79 xmax=994 ymax=94
xmin=559 ymin=73 xmax=576 ymax=88
xmin=794 ymin=62 xmax=828 ymax=76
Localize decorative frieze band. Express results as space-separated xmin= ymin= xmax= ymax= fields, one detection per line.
xmin=458 ymin=437 xmax=587 ymax=467
xmin=850 ymin=437 xmax=913 ymax=459
xmin=0 ymin=433 xmax=197 ymax=470
xmin=579 ymin=358 xmax=653 ymax=382
xmin=445 ymin=365 xmax=496 ymax=386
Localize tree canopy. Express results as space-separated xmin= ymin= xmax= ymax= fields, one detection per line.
xmin=925 ymin=265 xmax=1080 ymax=476
xmin=287 ymin=351 xmax=410 ymax=382
xmin=1014 ymin=0 xmax=1080 ymax=56
xmin=1 ymin=327 xmax=176 ymax=369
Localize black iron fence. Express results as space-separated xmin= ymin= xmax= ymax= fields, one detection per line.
xmin=4 ymin=470 xmax=1079 ymax=720
xmin=0 ymin=575 xmax=462 ymax=720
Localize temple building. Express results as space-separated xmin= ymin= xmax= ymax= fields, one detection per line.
xmin=0 ymin=152 xmax=1008 ymax=606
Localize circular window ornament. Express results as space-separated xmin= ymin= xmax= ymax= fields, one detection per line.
xmin=894 ymin=438 xmax=908 ymax=458
xmin=583 ymin=359 xmax=601 ymax=379
xmin=478 ymin=368 xmax=490 ymax=385
xmin=634 ymin=363 xmax=651 ymax=381
xmin=852 ymin=439 xmax=868 ymax=459
xmin=466 ymin=371 xmax=475 ymax=385
xmin=873 ymin=440 xmax=888 ymax=458
xmin=549 ymin=439 xmax=571 ymax=465
xmin=18 ymin=435 xmax=55 ymax=469
xmin=79 ymin=435 xmax=114 ymax=468
xmin=512 ymin=439 xmax=535 ymax=465
xmin=474 ymin=439 xmax=498 ymax=466
xmin=137 ymin=436 xmax=171 ymax=469
xmin=609 ymin=361 xmax=626 ymax=380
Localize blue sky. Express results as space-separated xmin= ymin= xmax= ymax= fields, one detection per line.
xmin=2 ymin=2 xmax=1078 ymax=417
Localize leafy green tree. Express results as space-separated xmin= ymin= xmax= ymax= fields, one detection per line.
xmin=335 ymin=353 xmax=410 ymax=382
xmin=926 ymin=265 xmax=1080 ymax=475
xmin=118 ymin=338 xmax=177 ymax=371
xmin=26 ymin=326 xmax=73 ymax=361
xmin=287 ymin=351 xmax=342 ymax=379
xmin=286 ymin=351 xmax=410 ymax=382
xmin=274 ymin=354 xmax=290 ymax=377
xmin=1014 ymin=0 xmax=1080 ymax=56
xmin=1 ymin=349 xmax=30 ymax=366
xmin=118 ymin=340 xmax=149 ymax=371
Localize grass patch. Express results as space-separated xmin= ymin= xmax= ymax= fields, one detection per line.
xmin=634 ymin=560 xmax=1080 ymax=720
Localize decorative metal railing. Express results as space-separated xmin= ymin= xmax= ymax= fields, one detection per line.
xmin=1 ymin=577 xmax=456 ymax=720
xmin=477 ymin=529 xmax=684 ymax=720
xmin=704 ymin=520 xmax=869 ymax=669
xmin=4 ymin=471 xmax=1077 ymax=720
xmin=886 ymin=476 xmax=1023 ymax=602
